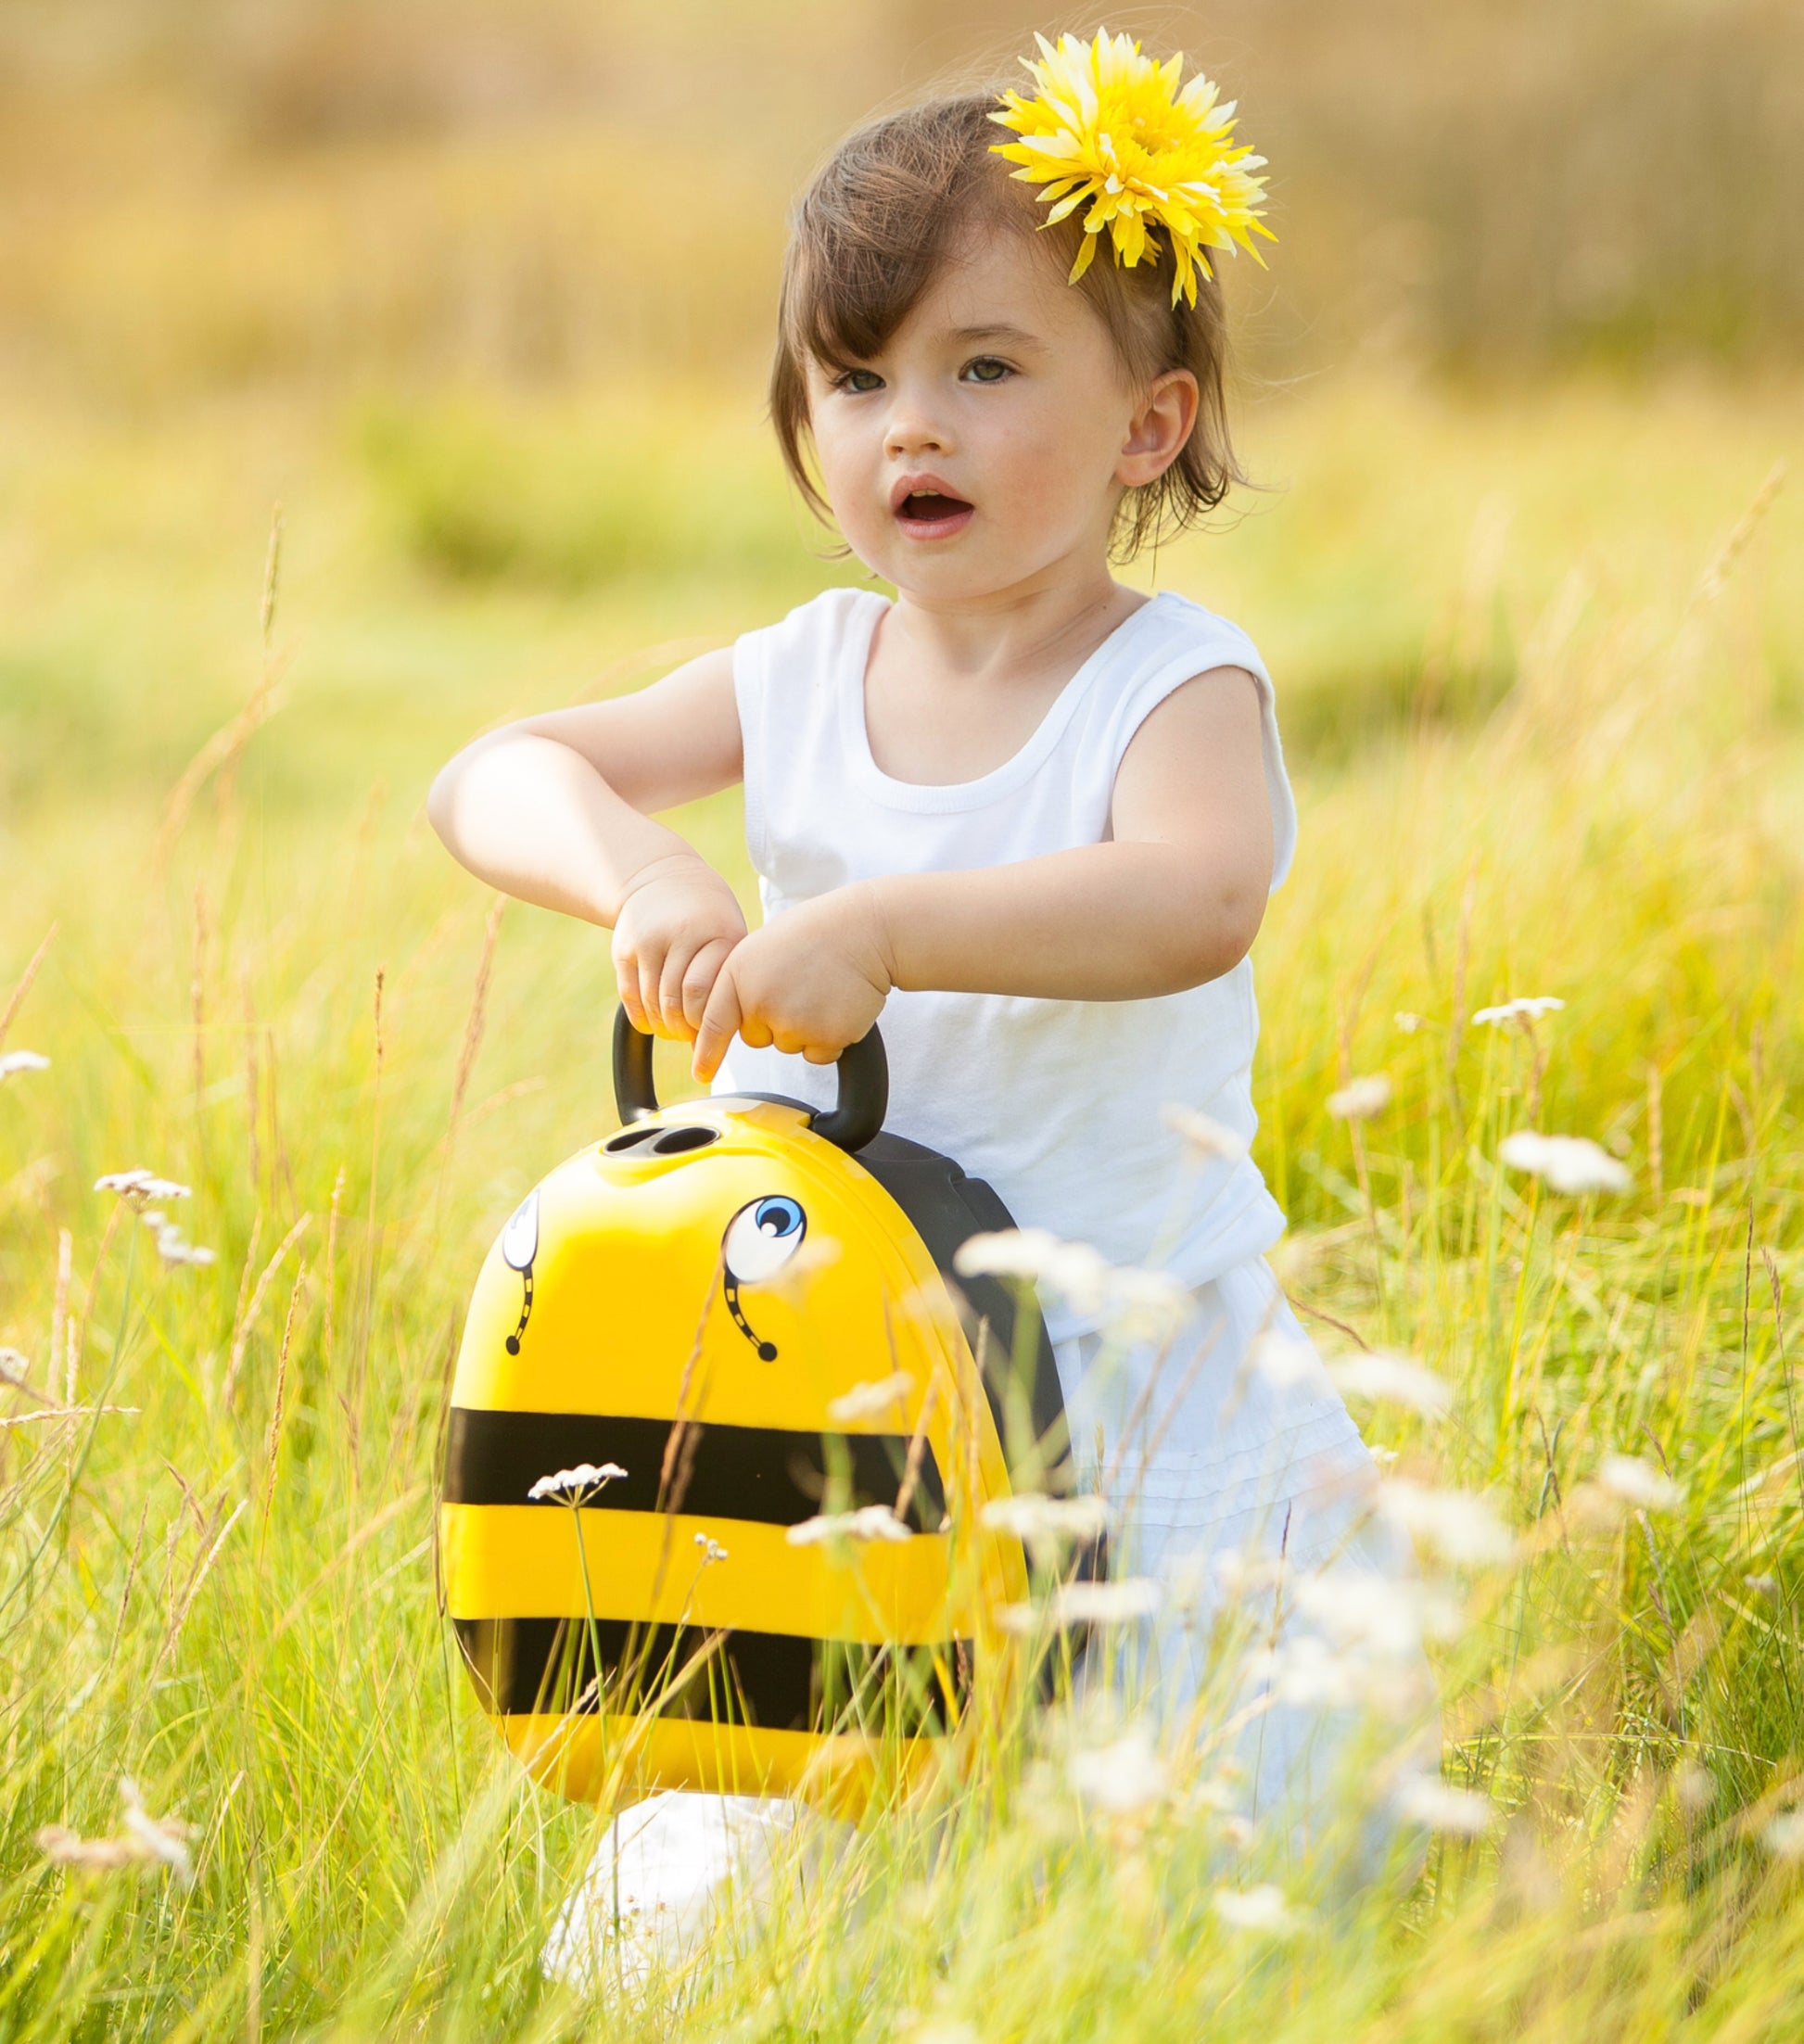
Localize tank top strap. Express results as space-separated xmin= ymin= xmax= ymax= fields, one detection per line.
xmin=732 ymin=588 xmax=887 ymax=881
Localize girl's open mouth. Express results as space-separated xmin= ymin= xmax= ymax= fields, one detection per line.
xmin=894 ymin=489 xmax=975 ymax=540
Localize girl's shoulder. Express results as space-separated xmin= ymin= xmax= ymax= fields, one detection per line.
xmin=1112 ymin=590 xmax=1272 ymax=693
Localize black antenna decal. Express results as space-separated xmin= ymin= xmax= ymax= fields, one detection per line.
xmin=500 ymin=1190 xmax=540 ymax=1356
xmin=724 ymin=1276 xmax=778 ymax=1362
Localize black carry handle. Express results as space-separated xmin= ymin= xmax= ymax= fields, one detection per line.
xmin=611 ymin=1005 xmax=889 ymax=1155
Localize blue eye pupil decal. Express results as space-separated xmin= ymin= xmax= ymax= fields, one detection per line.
xmin=756 ymin=1197 xmax=803 ymax=1239
xmin=722 ymin=1195 xmax=809 ymax=1361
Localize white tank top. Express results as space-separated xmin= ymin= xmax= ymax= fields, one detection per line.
xmin=714 ymin=587 xmax=1296 ymax=1342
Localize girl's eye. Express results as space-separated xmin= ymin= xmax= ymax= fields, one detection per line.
xmin=961 ymin=357 xmax=1013 ymax=385
xmin=834 ymin=368 xmax=883 ymax=395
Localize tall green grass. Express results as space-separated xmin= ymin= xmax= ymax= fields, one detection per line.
xmin=0 ymin=372 xmax=1800 ymax=2038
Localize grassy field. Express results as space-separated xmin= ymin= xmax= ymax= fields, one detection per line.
xmin=2 ymin=365 xmax=1803 ymax=2039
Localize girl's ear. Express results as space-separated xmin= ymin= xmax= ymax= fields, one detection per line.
xmin=1116 ymin=369 xmax=1200 ymax=489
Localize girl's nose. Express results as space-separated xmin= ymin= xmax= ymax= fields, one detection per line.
xmin=883 ymin=400 xmax=949 ymax=459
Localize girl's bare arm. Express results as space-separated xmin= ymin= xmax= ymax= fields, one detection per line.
xmin=427 ymin=648 xmax=748 ymax=1036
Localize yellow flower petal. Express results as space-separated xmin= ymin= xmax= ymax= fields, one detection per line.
xmin=989 ymin=27 xmax=1272 ymax=291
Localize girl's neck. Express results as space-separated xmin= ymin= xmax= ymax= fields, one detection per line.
xmin=881 ymin=565 xmax=1146 ymax=690
xmin=859 ymin=561 xmax=1154 ymax=787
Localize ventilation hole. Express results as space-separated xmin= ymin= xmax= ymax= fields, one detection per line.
xmin=603 ymin=1125 xmax=660 ymax=1153
xmin=651 ymin=1125 xmax=718 ymax=1155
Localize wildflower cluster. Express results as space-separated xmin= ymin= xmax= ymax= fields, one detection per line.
xmin=95 ymin=1168 xmax=193 ymax=1205
xmin=786 ymin=1504 xmax=911 ymax=1548
xmin=527 ymin=1462 xmax=627 ymax=1504
xmin=954 ymin=1229 xmax=1191 ymax=1342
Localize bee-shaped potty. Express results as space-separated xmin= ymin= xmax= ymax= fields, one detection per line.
xmin=440 ymin=1010 xmax=1090 ymax=1815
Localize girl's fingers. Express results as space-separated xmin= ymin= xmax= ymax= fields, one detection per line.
xmin=691 ymin=971 xmax=745 ymax=1085
xmin=614 ymin=942 xmax=653 ymax=1035
xmin=680 ymin=937 xmax=737 ymax=1034
xmin=657 ymin=944 xmax=700 ymax=1040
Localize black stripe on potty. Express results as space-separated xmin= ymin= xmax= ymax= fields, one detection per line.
xmin=444 ymin=1407 xmax=946 ymax=1530
xmin=452 ymin=1615 xmax=970 ymax=1733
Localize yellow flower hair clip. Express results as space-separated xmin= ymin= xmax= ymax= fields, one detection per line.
xmin=990 ymin=29 xmax=1274 ymax=307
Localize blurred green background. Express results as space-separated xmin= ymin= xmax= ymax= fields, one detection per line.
xmin=5 ymin=0 xmax=1803 ymax=391
xmin=3 ymin=0 xmax=1800 ymax=819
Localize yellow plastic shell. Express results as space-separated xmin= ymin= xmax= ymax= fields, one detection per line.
xmin=441 ymin=1096 xmax=1034 ymax=1816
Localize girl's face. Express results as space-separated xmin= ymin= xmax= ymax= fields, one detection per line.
xmin=805 ymin=222 xmax=1195 ymax=605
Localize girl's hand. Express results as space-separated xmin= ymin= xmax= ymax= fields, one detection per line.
xmin=612 ymin=854 xmax=749 ymax=1041
xmin=691 ymin=885 xmax=895 ymax=1083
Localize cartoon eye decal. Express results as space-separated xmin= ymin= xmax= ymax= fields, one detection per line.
xmin=721 ymin=1196 xmax=807 ymax=1361
xmin=502 ymin=1191 xmax=540 ymax=1272
xmin=501 ymin=1190 xmax=539 ymax=1355
xmin=724 ymin=1196 xmax=807 ymax=1283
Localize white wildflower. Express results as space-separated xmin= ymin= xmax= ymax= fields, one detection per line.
xmin=1472 ymin=997 xmax=1566 ymax=1026
xmin=141 ymin=1212 xmax=217 ymax=1268
xmin=1391 ymin=1771 xmax=1496 ymax=1835
xmin=1379 ymin=1480 xmax=1515 ymax=1566
xmin=1764 ymin=1813 xmax=1804 ymax=1860
xmin=527 ymin=1462 xmax=628 ymax=1503
xmin=119 ymin=1777 xmax=197 ymax=1885
xmin=1327 ymin=1073 xmax=1392 ymax=1121
xmin=982 ymin=1492 xmax=1111 ymax=1554
xmin=1673 ymin=1764 xmax=1716 ymax=1813
xmin=1099 ymin=1264 xmax=1193 ymax=1342
xmin=825 ymin=1373 xmax=913 ymax=1426
xmin=37 ymin=1777 xmax=196 ymax=1885
xmin=1208 ymin=1547 xmax=1289 ymax=1602
xmin=95 ymin=1169 xmax=192 ymax=1205
xmin=955 ymin=1229 xmax=1108 ymax=1314
xmin=1498 ymin=1131 xmax=1632 ymax=1196
xmin=1250 ymin=1327 xmax=1321 ymax=1390
xmin=748 ymin=1232 xmax=842 ymax=1304
xmin=1327 ymin=1349 xmax=1453 ymax=1417
xmin=159 ymin=1238 xmax=218 ymax=1268
xmin=954 ymin=1228 xmax=1190 ymax=1339
xmin=1248 ymin=1633 xmax=1366 ymax=1710
xmin=1213 ymin=1884 xmax=1305 ymax=1935
xmin=1162 ymin=1103 xmax=1250 ymax=1163
xmin=692 ymin=1533 xmax=729 ymax=1565
xmin=1251 ymin=1624 xmax=1444 ymax=1718
xmin=1068 ymin=1725 xmax=1169 ymax=1817
xmin=1596 ymin=1453 xmax=1682 ymax=1511
xmin=1183 ymin=1771 xmax=1240 ymax=1817
xmin=998 ymin=1577 xmax=1162 ymax=1633
xmin=0 ymin=1049 xmax=51 ymax=1078
xmin=1392 ymin=1012 xmax=1429 ymax=1035
xmin=1293 ymin=1568 xmax=1463 ymax=1657
xmin=786 ymin=1504 xmax=911 ymax=1547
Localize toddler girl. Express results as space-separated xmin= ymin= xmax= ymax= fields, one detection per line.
xmin=430 ymin=32 xmax=1429 ymax=1985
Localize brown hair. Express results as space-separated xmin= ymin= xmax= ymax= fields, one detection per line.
xmin=769 ymin=91 xmax=1245 ymax=560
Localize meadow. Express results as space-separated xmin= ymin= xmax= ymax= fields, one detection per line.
xmin=1 ymin=351 xmax=1801 ymax=2039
